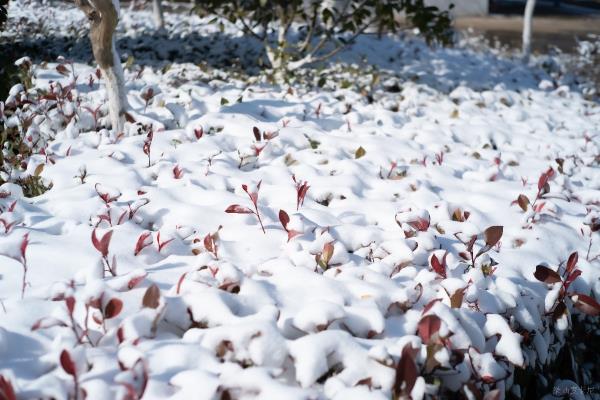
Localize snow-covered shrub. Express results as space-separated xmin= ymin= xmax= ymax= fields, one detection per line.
xmin=198 ymin=0 xmax=452 ymax=71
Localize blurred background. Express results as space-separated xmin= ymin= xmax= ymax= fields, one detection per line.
xmin=433 ymin=0 xmax=600 ymax=52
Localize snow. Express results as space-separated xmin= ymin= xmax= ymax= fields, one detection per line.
xmin=1 ymin=0 xmax=600 ymax=398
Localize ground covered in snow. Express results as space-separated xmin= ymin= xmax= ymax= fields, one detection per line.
xmin=1 ymin=1 xmax=600 ymax=399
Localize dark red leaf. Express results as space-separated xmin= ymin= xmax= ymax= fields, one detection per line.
xmin=104 ymin=298 xmax=123 ymax=319
xmin=572 ymin=293 xmax=600 ymax=316
xmin=394 ymin=346 xmax=418 ymax=397
xmin=116 ymin=326 xmax=125 ymax=344
xmin=252 ymin=126 xmax=261 ymax=142
xmin=553 ymin=301 xmax=567 ymax=321
xmin=60 ymin=350 xmax=77 ymax=376
xmin=534 ymin=265 xmax=562 ymax=284
xmin=566 ymin=252 xmax=578 ymax=275
xmin=564 ymin=270 xmax=582 ymax=290
xmin=279 ymin=209 xmax=290 ymax=230
xmin=538 ymin=171 xmax=549 ymax=191
xmin=56 ymin=64 xmax=70 ymax=76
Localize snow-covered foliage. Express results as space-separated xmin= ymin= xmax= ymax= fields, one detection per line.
xmin=0 ymin=1 xmax=599 ymax=399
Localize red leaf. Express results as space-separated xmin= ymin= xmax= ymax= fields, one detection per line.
xmin=31 ymin=317 xmax=68 ymax=331
xmin=225 ymin=205 xmax=253 ymax=214
xmin=104 ymin=298 xmax=123 ymax=319
xmin=0 ymin=375 xmax=16 ymax=400
xmin=534 ymin=265 xmax=562 ymax=284
xmin=134 ymin=232 xmax=153 ymax=256
xmin=572 ymin=293 xmax=600 ymax=316
xmin=417 ymin=314 xmax=442 ymax=344
xmin=65 ymin=296 xmax=75 ymax=315
xmin=156 ymin=232 xmax=174 ymax=252
xmin=142 ymin=284 xmax=160 ymax=309
xmin=19 ymin=233 xmax=29 ymax=261
xmin=56 ymin=64 xmax=70 ymax=76
xmin=127 ymin=272 xmax=147 ymax=290
xmin=483 ymin=226 xmax=503 ymax=247
xmin=430 ymin=253 xmax=447 ymax=278
xmin=538 ymin=170 xmax=549 ymax=191
xmin=516 ymin=194 xmax=529 ymax=212
xmin=407 ymin=217 xmax=430 ymax=232
xmin=322 ymin=242 xmax=334 ymax=265
xmin=92 ymin=229 xmax=112 ymax=258
xmin=117 ymin=326 xmax=125 ymax=344
xmin=203 ymin=233 xmax=214 ymax=254
xmin=60 ymin=350 xmax=77 ymax=376
xmin=566 ymin=252 xmax=578 ymax=275
xmin=279 ymin=209 xmax=290 ymax=230
xmin=176 ymin=272 xmax=188 ymax=294
xmin=194 ymin=127 xmax=203 ymax=139
xmin=173 ymin=165 xmax=184 ymax=179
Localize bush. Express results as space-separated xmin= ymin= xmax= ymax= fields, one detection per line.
xmin=1 ymin=58 xmax=53 ymax=197
xmin=0 ymin=0 xmax=7 ymax=30
xmin=198 ymin=0 xmax=452 ymax=72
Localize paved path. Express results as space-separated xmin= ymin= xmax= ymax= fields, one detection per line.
xmin=455 ymin=15 xmax=600 ymax=52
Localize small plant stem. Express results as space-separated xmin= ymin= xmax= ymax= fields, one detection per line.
xmin=20 ymin=261 xmax=27 ymax=299
xmin=253 ymin=206 xmax=266 ymax=234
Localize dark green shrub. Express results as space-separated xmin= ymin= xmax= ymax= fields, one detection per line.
xmin=198 ymin=0 xmax=453 ymax=71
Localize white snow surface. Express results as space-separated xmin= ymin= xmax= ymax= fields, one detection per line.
xmin=1 ymin=1 xmax=600 ymax=399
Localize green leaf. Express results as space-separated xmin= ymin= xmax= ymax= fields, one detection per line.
xmin=220 ymin=97 xmax=229 ymax=106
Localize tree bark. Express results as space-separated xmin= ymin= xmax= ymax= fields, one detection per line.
xmin=152 ymin=0 xmax=164 ymax=30
xmin=76 ymin=0 xmax=128 ymax=134
xmin=522 ymin=0 xmax=536 ymax=61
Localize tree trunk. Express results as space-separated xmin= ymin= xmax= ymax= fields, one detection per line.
xmin=76 ymin=0 xmax=128 ymax=134
xmin=522 ymin=0 xmax=536 ymax=61
xmin=152 ymin=0 xmax=164 ymax=30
